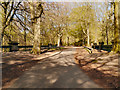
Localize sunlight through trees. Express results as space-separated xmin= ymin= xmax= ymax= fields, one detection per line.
xmin=0 ymin=0 xmax=119 ymax=53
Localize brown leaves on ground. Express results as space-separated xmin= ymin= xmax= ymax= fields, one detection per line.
xmin=2 ymin=49 xmax=61 ymax=88
xmin=2 ymin=51 xmax=40 ymax=88
xmin=75 ymin=48 xmax=119 ymax=88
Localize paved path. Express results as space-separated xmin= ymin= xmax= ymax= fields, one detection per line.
xmin=9 ymin=48 xmax=101 ymax=88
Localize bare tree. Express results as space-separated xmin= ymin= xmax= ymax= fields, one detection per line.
xmin=0 ymin=1 xmax=21 ymax=44
xmin=112 ymin=1 xmax=119 ymax=53
xmin=29 ymin=2 xmax=43 ymax=54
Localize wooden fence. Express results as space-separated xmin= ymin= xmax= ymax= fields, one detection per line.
xmin=92 ymin=45 xmax=113 ymax=52
xmin=0 ymin=45 xmax=58 ymax=52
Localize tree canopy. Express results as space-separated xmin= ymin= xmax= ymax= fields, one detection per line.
xmin=0 ymin=1 xmax=119 ymax=53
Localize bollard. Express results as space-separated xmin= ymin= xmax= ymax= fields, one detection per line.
xmin=8 ymin=41 xmax=19 ymax=52
xmin=93 ymin=43 xmax=97 ymax=49
xmin=111 ymin=41 xmax=114 ymax=49
xmin=99 ymin=42 xmax=104 ymax=51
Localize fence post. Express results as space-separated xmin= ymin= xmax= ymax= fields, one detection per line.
xmin=93 ymin=43 xmax=97 ymax=49
xmin=99 ymin=42 xmax=104 ymax=51
xmin=8 ymin=41 xmax=19 ymax=52
xmin=111 ymin=41 xmax=114 ymax=49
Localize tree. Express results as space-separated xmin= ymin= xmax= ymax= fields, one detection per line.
xmin=30 ymin=2 xmax=43 ymax=54
xmin=112 ymin=1 xmax=119 ymax=53
xmin=69 ymin=4 xmax=96 ymax=46
xmin=0 ymin=1 xmax=21 ymax=44
xmin=41 ymin=2 xmax=70 ymax=46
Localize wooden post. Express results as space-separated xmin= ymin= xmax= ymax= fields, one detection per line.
xmin=99 ymin=42 xmax=104 ymax=51
xmin=111 ymin=40 xmax=114 ymax=49
xmin=93 ymin=43 xmax=97 ymax=49
xmin=8 ymin=41 xmax=19 ymax=52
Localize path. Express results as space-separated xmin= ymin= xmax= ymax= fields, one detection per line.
xmin=9 ymin=47 xmax=101 ymax=88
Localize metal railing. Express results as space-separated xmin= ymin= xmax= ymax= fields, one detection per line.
xmin=0 ymin=45 xmax=59 ymax=52
xmin=92 ymin=45 xmax=112 ymax=52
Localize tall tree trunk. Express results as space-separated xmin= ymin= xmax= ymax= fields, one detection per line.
xmin=67 ymin=36 xmax=69 ymax=46
xmin=1 ymin=2 xmax=20 ymax=45
xmin=30 ymin=2 xmax=43 ymax=54
xmin=1 ymin=5 xmax=7 ymax=46
xmin=60 ymin=37 xmax=62 ymax=46
xmin=87 ymin=28 xmax=90 ymax=46
xmin=1 ymin=18 xmax=12 ymax=45
xmin=112 ymin=2 xmax=119 ymax=53
xmin=106 ymin=25 xmax=109 ymax=45
xmin=33 ymin=18 xmax=41 ymax=54
xmin=24 ymin=2 xmax=27 ymax=50
xmin=95 ymin=29 xmax=98 ymax=44
xmin=57 ymin=34 xmax=62 ymax=47
xmin=24 ymin=27 xmax=26 ymax=50
xmin=57 ymin=35 xmax=60 ymax=47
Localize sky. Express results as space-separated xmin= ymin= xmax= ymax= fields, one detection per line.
xmin=0 ymin=0 xmax=117 ymax=2
xmin=43 ymin=0 xmax=115 ymax=2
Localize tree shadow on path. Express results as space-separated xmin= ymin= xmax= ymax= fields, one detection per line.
xmin=8 ymin=49 xmax=101 ymax=88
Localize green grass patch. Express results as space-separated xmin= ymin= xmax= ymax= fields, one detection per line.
xmin=59 ymin=47 xmax=65 ymax=50
xmin=92 ymin=60 xmax=98 ymax=63
xmin=47 ymin=47 xmax=65 ymax=52
xmin=97 ymin=58 xmax=103 ymax=61
xmin=84 ymin=48 xmax=92 ymax=54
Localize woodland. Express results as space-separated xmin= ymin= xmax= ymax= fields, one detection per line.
xmin=0 ymin=1 xmax=119 ymax=54
xmin=1 ymin=1 xmax=120 ymax=88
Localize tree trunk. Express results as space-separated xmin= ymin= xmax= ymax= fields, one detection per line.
xmin=87 ymin=28 xmax=90 ymax=46
xmin=1 ymin=8 xmax=7 ymax=46
xmin=95 ymin=29 xmax=98 ymax=44
xmin=29 ymin=2 xmax=44 ymax=54
xmin=24 ymin=28 xmax=26 ymax=50
xmin=67 ymin=36 xmax=69 ymax=46
xmin=106 ymin=25 xmax=109 ymax=45
xmin=32 ymin=18 xmax=41 ymax=54
xmin=24 ymin=2 xmax=27 ymax=50
xmin=57 ymin=36 xmax=60 ymax=47
xmin=30 ymin=2 xmax=42 ymax=54
xmin=1 ymin=2 xmax=20 ymax=45
xmin=112 ymin=2 xmax=119 ymax=53
xmin=60 ymin=37 xmax=62 ymax=46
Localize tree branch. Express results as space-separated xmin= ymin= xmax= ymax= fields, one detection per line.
xmin=82 ymin=29 xmax=87 ymax=36
xmin=31 ymin=3 xmax=44 ymax=21
xmin=6 ymin=1 xmax=14 ymax=21
xmin=7 ymin=2 xmax=21 ymax=26
xmin=0 ymin=2 xmax=5 ymax=10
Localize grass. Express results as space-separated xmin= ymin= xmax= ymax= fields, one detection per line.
xmin=84 ymin=48 xmax=92 ymax=54
xmin=48 ymin=47 xmax=66 ymax=52
xmin=92 ymin=60 xmax=98 ymax=63
xmin=97 ymin=58 xmax=104 ymax=61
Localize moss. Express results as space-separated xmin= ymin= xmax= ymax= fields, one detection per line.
xmin=84 ymin=48 xmax=92 ymax=54
xmin=92 ymin=60 xmax=98 ymax=63
xmin=97 ymin=58 xmax=103 ymax=61
xmin=31 ymin=48 xmax=41 ymax=55
xmin=59 ymin=47 xmax=65 ymax=50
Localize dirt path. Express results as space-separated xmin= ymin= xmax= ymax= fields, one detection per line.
xmin=75 ymin=47 xmax=119 ymax=88
xmin=2 ymin=49 xmax=62 ymax=88
xmin=8 ymin=48 xmax=101 ymax=88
